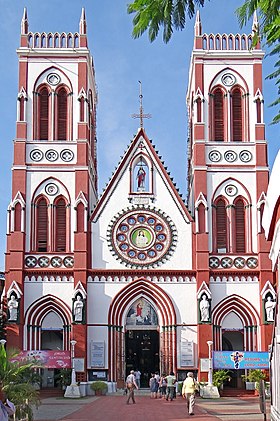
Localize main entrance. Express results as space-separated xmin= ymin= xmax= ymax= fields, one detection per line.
xmin=125 ymin=329 xmax=159 ymax=387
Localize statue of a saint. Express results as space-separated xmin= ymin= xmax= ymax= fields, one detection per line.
xmin=200 ymin=294 xmax=210 ymax=322
xmin=73 ymin=295 xmax=84 ymax=322
xmin=137 ymin=166 xmax=146 ymax=190
xmin=135 ymin=230 xmax=148 ymax=248
xmin=8 ymin=295 xmax=19 ymax=321
xmin=265 ymin=296 xmax=276 ymax=322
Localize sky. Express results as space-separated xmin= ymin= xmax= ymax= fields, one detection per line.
xmin=0 ymin=0 xmax=279 ymax=271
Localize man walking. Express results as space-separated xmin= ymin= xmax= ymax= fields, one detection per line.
xmin=182 ymin=372 xmax=198 ymax=416
xmin=165 ymin=371 xmax=176 ymax=401
xmin=125 ymin=370 xmax=138 ymax=404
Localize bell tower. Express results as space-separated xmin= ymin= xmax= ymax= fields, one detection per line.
xmin=187 ymin=11 xmax=272 ymax=373
xmin=5 ymin=8 xmax=97 ymax=365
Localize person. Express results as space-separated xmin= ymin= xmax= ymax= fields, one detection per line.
xmin=200 ymin=294 xmax=210 ymax=322
xmin=7 ymin=295 xmax=18 ymax=321
xmin=182 ymin=372 xmax=199 ymax=416
xmin=149 ymin=373 xmax=158 ymax=398
xmin=0 ymin=394 xmax=15 ymax=421
xmin=134 ymin=369 xmax=141 ymax=388
xmin=265 ymin=296 xmax=276 ymax=322
xmin=125 ymin=370 xmax=138 ymax=404
xmin=73 ymin=295 xmax=84 ymax=322
xmin=135 ymin=230 xmax=148 ymax=248
xmin=159 ymin=374 xmax=167 ymax=398
xmin=165 ymin=371 xmax=176 ymax=401
xmin=137 ymin=165 xmax=146 ymax=189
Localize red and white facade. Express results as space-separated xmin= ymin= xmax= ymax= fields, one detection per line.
xmin=5 ymin=10 xmax=275 ymax=389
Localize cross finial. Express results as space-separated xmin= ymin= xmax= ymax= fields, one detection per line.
xmin=131 ymin=81 xmax=151 ymax=128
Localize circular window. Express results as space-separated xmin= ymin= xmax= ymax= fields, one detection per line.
xmin=108 ymin=207 xmax=177 ymax=267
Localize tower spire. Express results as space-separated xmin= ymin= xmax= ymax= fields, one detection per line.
xmin=131 ymin=81 xmax=151 ymax=129
xmin=79 ymin=8 xmax=87 ymax=35
xmin=252 ymin=11 xmax=259 ymax=34
xmin=194 ymin=10 xmax=202 ymax=37
xmin=21 ymin=8 xmax=28 ymax=35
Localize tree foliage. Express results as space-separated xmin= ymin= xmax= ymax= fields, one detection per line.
xmin=127 ymin=0 xmax=206 ymax=43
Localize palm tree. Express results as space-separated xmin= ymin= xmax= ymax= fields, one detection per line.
xmin=0 ymin=340 xmax=41 ymax=420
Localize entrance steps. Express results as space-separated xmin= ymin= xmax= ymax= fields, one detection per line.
xmin=39 ymin=388 xmax=64 ymax=398
xmin=220 ymin=388 xmax=255 ymax=397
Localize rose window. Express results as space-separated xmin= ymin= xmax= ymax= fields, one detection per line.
xmin=108 ymin=208 xmax=177 ymax=267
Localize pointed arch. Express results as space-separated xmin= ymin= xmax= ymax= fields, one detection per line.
xmin=213 ymin=196 xmax=228 ymax=253
xmin=130 ymin=153 xmax=153 ymax=194
xmin=233 ymin=197 xmax=246 ymax=253
xmin=25 ymin=295 xmax=72 ymax=351
xmin=212 ymin=87 xmax=225 ymax=141
xmin=35 ymin=196 xmax=49 ymax=252
xmin=37 ymin=85 xmax=50 ymax=140
xmin=212 ymin=295 xmax=260 ymax=351
xmin=55 ymin=86 xmax=68 ymax=140
xmin=231 ymin=87 xmax=243 ymax=141
xmin=108 ymin=279 xmax=176 ymax=381
xmin=54 ymin=196 xmax=67 ymax=252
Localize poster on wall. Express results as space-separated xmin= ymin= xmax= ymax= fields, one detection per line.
xmin=91 ymin=341 xmax=105 ymax=368
xmin=180 ymin=340 xmax=194 ymax=367
xmin=126 ymin=299 xmax=158 ymax=327
xmin=10 ymin=350 xmax=71 ymax=368
xmin=213 ymin=351 xmax=269 ymax=369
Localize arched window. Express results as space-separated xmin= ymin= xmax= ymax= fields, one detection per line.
xmin=256 ymin=99 xmax=261 ymax=123
xmin=198 ymin=203 xmax=205 ymax=233
xmin=213 ymin=88 xmax=224 ymax=141
xmin=36 ymin=198 xmax=48 ymax=252
xmin=19 ymin=97 xmax=25 ymax=121
xmin=197 ymin=98 xmax=202 ymax=123
xmin=14 ymin=203 xmax=21 ymax=232
xmin=232 ymin=88 xmax=243 ymax=141
xmin=39 ymin=87 xmax=49 ymax=140
xmin=76 ymin=202 xmax=84 ymax=232
xmin=216 ymin=198 xmax=227 ymax=252
xmin=56 ymin=88 xmax=68 ymax=140
xmin=55 ymin=198 xmax=66 ymax=251
xmin=234 ymin=199 xmax=246 ymax=252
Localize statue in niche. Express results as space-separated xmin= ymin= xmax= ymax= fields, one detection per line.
xmin=199 ymin=294 xmax=210 ymax=322
xmin=8 ymin=294 xmax=19 ymax=321
xmin=265 ymin=296 xmax=276 ymax=322
xmin=136 ymin=165 xmax=146 ymax=191
xmin=73 ymin=295 xmax=84 ymax=322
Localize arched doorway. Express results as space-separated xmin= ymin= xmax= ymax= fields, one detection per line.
xmin=125 ymin=298 xmax=159 ymax=387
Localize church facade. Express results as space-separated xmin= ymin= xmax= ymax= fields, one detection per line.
xmin=5 ymin=9 xmax=275 ymax=389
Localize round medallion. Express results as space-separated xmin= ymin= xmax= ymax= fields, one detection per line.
xmin=47 ymin=73 xmax=61 ymax=86
xmin=221 ymin=73 xmax=236 ymax=86
xmin=61 ymin=149 xmax=74 ymax=162
xmin=25 ymin=256 xmax=37 ymax=268
xmin=246 ymin=257 xmax=258 ymax=269
xmin=239 ymin=150 xmax=252 ymax=162
xmin=38 ymin=256 xmax=50 ymax=268
xmin=45 ymin=149 xmax=59 ymax=162
xmin=234 ymin=257 xmax=245 ymax=269
xmin=63 ymin=256 xmax=74 ymax=268
xmin=225 ymin=184 xmax=238 ymax=197
xmin=209 ymin=150 xmax=222 ymax=162
xmin=224 ymin=150 xmax=237 ymax=162
xmin=108 ymin=207 xmax=177 ymax=267
xmin=30 ymin=149 xmax=43 ymax=162
xmin=45 ymin=183 xmax=59 ymax=196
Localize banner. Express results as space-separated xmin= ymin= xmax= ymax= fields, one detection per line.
xmin=10 ymin=350 xmax=71 ymax=369
xmin=213 ymin=351 xmax=269 ymax=369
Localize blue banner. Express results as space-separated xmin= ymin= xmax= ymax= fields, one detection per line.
xmin=213 ymin=351 xmax=269 ymax=369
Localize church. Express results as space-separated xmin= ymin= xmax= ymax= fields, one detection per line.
xmin=4 ymin=8 xmax=275 ymax=390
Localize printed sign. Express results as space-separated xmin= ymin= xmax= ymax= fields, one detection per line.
xmin=91 ymin=341 xmax=105 ymax=368
xmin=213 ymin=351 xmax=269 ymax=369
xmin=10 ymin=350 xmax=71 ymax=368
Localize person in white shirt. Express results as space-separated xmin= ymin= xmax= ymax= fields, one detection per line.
xmin=125 ymin=370 xmax=138 ymax=404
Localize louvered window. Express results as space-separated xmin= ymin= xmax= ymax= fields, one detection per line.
xmin=198 ymin=203 xmax=205 ymax=233
xmin=232 ymin=88 xmax=242 ymax=141
xmin=80 ymin=97 xmax=85 ymax=122
xmin=235 ymin=199 xmax=245 ymax=252
xmin=39 ymin=88 xmax=49 ymax=140
xmin=216 ymin=199 xmax=227 ymax=252
xmin=57 ymin=88 xmax=67 ymax=140
xmin=197 ymin=98 xmax=202 ymax=123
xmin=256 ymin=99 xmax=261 ymax=123
xmin=55 ymin=198 xmax=66 ymax=251
xmin=77 ymin=202 xmax=84 ymax=232
xmin=14 ymin=203 xmax=21 ymax=232
xmin=213 ymin=89 xmax=224 ymax=141
xmin=19 ymin=97 xmax=25 ymax=122
xmin=37 ymin=198 xmax=48 ymax=252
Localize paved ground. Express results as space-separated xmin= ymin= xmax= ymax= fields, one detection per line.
xmin=33 ymin=395 xmax=270 ymax=421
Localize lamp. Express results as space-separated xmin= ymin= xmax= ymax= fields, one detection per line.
xmin=207 ymin=340 xmax=213 ymax=386
xmin=70 ymin=339 xmax=77 ymax=386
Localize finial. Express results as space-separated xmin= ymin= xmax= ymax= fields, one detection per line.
xmin=194 ymin=10 xmax=202 ymax=36
xmin=21 ymin=7 xmax=28 ymax=35
xmin=79 ymin=8 xmax=87 ymax=35
xmin=131 ymin=81 xmax=151 ymax=129
xmin=252 ymin=11 xmax=259 ymax=34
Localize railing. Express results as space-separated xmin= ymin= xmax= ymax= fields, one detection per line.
xmin=202 ymin=33 xmax=253 ymax=51
xmin=27 ymin=32 xmax=80 ymax=49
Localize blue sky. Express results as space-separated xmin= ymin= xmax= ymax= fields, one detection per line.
xmin=0 ymin=0 xmax=279 ymax=271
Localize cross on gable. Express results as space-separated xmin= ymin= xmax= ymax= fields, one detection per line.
xmin=131 ymin=81 xmax=151 ymax=128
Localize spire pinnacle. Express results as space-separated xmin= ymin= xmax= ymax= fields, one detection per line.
xmin=79 ymin=8 xmax=87 ymax=35
xmin=194 ymin=10 xmax=202 ymax=36
xmin=252 ymin=11 xmax=259 ymax=34
xmin=21 ymin=8 xmax=28 ymax=35
xmin=131 ymin=81 xmax=151 ymax=129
